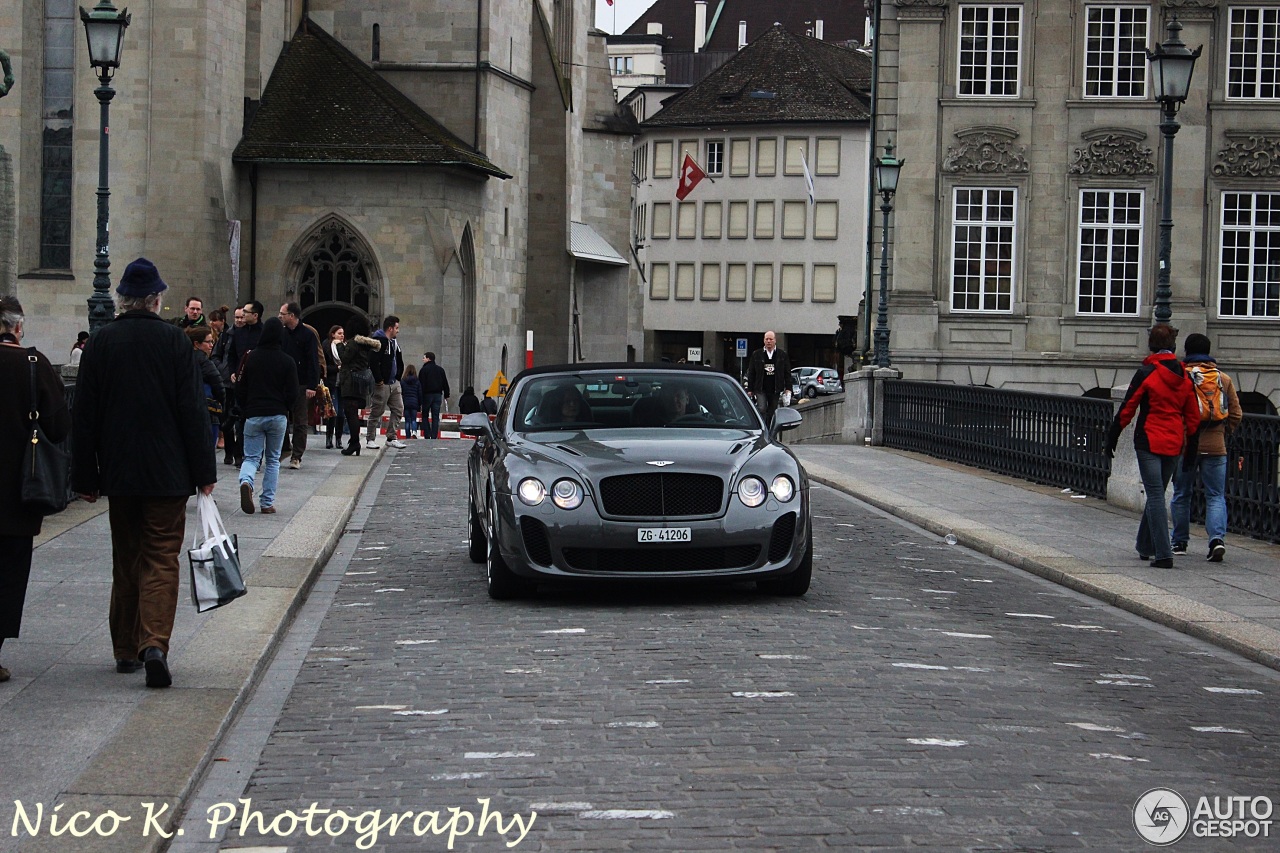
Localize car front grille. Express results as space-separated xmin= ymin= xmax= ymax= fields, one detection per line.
xmin=520 ymin=516 xmax=553 ymax=566
xmin=598 ymin=473 xmax=724 ymax=517
xmin=768 ymin=512 xmax=797 ymax=562
xmin=561 ymin=545 xmax=761 ymax=573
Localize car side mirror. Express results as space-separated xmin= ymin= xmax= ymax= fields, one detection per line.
xmin=460 ymin=412 xmax=495 ymax=440
xmin=771 ymin=407 xmax=802 ymax=436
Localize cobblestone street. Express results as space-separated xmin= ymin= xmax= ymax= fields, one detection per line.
xmin=214 ymin=442 xmax=1279 ymax=850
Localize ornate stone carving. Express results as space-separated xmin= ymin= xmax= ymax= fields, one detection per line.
xmin=942 ymin=130 xmax=1029 ymax=175
xmin=1213 ymin=134 xmax=1280 ymax=178
xmin=1070 ymin=134 xmax=1156 ymax=176
xmin=1162 ymin=0 xmax=1219 ymax=8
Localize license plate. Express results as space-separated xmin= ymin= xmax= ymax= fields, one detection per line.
xmin=637 ymin=527 xmax=691 ymax=543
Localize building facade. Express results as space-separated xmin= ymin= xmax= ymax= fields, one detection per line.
xmin=876 ymin=0 xmax=1279 ymax=412
xmin=632 ymin=25 xmax=873 ymax=374
xmin=0 ymin=0 xmax=637 ymax=387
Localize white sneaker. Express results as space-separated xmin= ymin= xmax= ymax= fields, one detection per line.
xmin=365 ymin=440 xmax=378 ymax=449
xmin=388 ymin=439 xmax=407 ymax=449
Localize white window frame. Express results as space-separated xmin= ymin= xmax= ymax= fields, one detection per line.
xmin=1220 ymin=191 xmax=1280 ymax=317
xmin=1227 ymin=7 xmax=1280 ymax=100
xmin=958 ymin=5 xmax=1023 ymax=98
xmin=1076 ymin=189 xmax=1144 ymax=315
xmin=1083 ymin=5 xmax=1149 ymax=99
xmin=950 ymin=186 xmax=1017 ymax=312
xmin=706 ymin=139 xmax=725 ymax=176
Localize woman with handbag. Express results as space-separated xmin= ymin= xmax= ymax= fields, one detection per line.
xmin=0 ymin=295 xmax=71 ymax=682
xmin=336 ymin=316 xmax=381 ymax=456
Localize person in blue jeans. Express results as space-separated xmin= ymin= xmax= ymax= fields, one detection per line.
xmin=1170 ymin=333 xmax=1243 ymax=562
xmin=1106 ymin=324 xmax=1200 ymax=569
xmin=401 ymin=364 xmax=422 ymax=437
xmin=235 ymin=318 xmax=298 ymax=514
xmin=418 ymin=351 xmax=451 ymax=438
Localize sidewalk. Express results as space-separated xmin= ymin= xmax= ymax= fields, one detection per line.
xmin=0 ymin=440 xmax=382 ymax=853
xmin=794 ymin=444 xmax=1280 ymax=672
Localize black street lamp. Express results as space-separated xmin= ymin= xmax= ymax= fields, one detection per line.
xmin=80 ymin=0 xmax=131 ymax=333
xmin=873 ymin=140 xmax=903 ymax=368
xmin=1146 ymin=16 xmax=1201 ymax=325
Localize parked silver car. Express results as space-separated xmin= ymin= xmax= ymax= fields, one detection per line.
xmin=792 ymin=367 xmax=843 ymax=398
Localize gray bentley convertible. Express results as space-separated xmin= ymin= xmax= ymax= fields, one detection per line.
xmin=461 ymin=363 xmax=812 ymax=599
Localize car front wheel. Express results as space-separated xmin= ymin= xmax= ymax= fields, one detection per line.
xmin=486 ymin=500 xmax=535 ymax=600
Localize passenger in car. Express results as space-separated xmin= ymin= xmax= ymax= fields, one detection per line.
xmin=535 ymin=385 xmax=592 ymax=425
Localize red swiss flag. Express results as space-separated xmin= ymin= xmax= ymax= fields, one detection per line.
xmin=675 ymin=153 xmax=708 ymax=200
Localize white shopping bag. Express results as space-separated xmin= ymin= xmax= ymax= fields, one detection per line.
xmin=187 ymin=493 xmax=247 ymax=612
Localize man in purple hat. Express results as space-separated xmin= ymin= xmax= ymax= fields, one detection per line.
xmin=72 ymin=257 xmax=217 ymax=689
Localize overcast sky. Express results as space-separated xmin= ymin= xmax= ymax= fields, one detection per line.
xmin=593 ymin=0 xmax=653 ymax=35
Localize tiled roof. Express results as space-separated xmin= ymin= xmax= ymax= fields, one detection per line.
xmin=642 ymin=25 xmax=871 ymax=128
xmin=624 ymin=0 xmax=867 ymax=54
xmin=233 ymin=20 xmax=509 ymax=177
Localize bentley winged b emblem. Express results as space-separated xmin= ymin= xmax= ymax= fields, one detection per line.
xmin=646 ymin=460 xmax=675 ymax=467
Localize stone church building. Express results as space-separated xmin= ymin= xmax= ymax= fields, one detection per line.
xmin=0 ymin=0 xmax=639 ymax=388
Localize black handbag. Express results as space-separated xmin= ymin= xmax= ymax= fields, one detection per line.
xmin=21 ymin=350 xmax=72 ymax=515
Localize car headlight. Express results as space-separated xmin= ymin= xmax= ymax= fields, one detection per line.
xmin=517 ymin=478 xmax=546 ymax=506
xmin=770 ymin=475 xmax=795 ymax=502
xmin=737 ymin=476 xmax=767 ymax=507
xmin=551 ymin=478 xmax=584 ymax=510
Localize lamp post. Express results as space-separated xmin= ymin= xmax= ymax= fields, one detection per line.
xmin=80 ymin=0 xmax=131 ymax=333
xmin=1146 ymin=15 xmax=1201 ymax=325
xmin=873 ymin=140 xmax=903 ymax=368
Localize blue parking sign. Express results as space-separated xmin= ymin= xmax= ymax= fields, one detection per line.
xmin=736 ymin=338 xmax=748 ymax=357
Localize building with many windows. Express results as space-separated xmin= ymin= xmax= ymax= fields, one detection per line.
xmin=876 ymin=0 xmax=1278 ymax=411
xmin=631 ymin=25 xmax=872 ymax=372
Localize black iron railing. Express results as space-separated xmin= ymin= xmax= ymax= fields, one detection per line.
xmin=1190 ymin=413 xmax=1280 ymax=544
xmin=882 ymin=380 xmax=1114 ymax=498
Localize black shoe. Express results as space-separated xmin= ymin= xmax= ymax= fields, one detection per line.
xmin=115 ymin=658 xmax=143 ymax=674
xmin=1208 ymin=539 xmax=1226 ymax=562
xmin=1137 ymin=553 xmax=1152 ymax=561
xmin=142 ymin=647 xmax=171 ymax=688
xmin=1150 ymin=558 xmax=1174 ymax=569
xmin=223 ymin=454 xmax=234 ymax=466
xmin=1172 ymin=542 xmax=1188 ymax=556
xmin=340 ymin=440 xmax=361 ymax=456
xmin=325 ymin=438 xmax=333 ymax=449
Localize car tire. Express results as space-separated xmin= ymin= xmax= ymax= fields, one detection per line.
xmin=805 ymin=386 xmax=818 ymax=399
xmin=467 ymin=501 xmax=486 ymax=564
xmin=758 ymin=540 xmax=812 ymax=596
xmin=486 ymin=500 xmax=534 ymax=600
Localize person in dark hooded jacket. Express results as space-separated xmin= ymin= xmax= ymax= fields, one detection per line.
xmin=1106 ymin=323 xmax=1200 ymax=568
xmin=235 ymin=317 xmax=298 ymax=515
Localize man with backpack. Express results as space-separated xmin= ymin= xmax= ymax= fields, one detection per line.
xmin=1170 ymin=333 xmax=1243 ymax=562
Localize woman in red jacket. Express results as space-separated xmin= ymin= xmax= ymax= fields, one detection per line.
xmin=1106 ymin=324 xmax=1201 ymax=568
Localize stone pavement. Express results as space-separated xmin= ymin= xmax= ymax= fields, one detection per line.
xmin=1 ymin=437 xmax=1277 ymax=851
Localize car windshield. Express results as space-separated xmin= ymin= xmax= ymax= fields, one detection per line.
xmin=514 ymin=372 xmax=761 ymax=432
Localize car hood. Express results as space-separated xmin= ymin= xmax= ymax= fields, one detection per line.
xmin=510 ymin=428 xmax=787 ymax=485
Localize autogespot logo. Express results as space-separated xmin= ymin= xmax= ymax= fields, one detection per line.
xmin=1134 ymin=788 xmax=1190 ymax=846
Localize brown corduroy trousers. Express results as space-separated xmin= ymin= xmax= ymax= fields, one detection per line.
xmin=107 ymin=496 xmax=188 ymax=661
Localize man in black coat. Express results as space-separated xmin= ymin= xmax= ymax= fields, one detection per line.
xmin=418 ymin=351 xmax=451 ymax=438
xmin=72 ymin=258 xmax=217 ymax=689
xmin=277 ymin=302 xmax=320 ymax=469
xmin=745 ymin=330 xmax=792 ymax=428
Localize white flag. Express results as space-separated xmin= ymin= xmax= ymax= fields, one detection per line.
xmin=800 ymin=151 xmax=815 ymax=205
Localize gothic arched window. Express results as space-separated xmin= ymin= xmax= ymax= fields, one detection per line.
xmin=297 ymin=221 xmax=377 ymax=315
